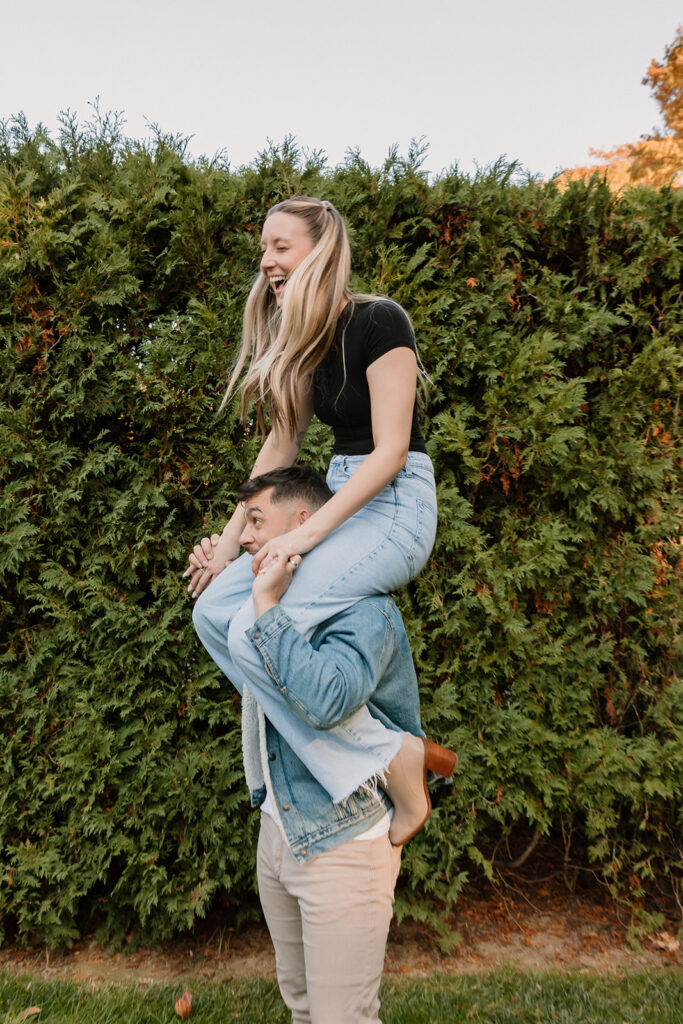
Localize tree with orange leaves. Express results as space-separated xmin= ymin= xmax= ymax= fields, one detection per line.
xmin=558 ymin=28 xmax=682 ymax=189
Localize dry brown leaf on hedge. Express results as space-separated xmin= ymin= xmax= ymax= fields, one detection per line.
xmin=651 ymin=931 xmax=680 ymax=952
xmin=175 ymin=989 xmax=193 ymax=1018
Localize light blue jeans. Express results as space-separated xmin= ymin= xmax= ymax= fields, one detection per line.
xmin=192 ymin=452 xmax=437 ymax=803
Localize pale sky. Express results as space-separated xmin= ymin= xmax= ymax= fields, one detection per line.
xmin=1 ymin=0 xmax=680 ymax=179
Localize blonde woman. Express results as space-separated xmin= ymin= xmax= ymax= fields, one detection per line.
xmin=188 ymin=197 xmax=455 ymax=845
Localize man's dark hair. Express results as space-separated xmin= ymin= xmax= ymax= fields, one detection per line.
xmin=234 ymin=466 xmax=333 ymax=511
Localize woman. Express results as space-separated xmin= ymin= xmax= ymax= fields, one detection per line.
xmin=188 ymin=196 xmax=455 ymax=844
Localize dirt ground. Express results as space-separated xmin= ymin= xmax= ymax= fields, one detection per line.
xmin=1 ymin=882 xmax=680 ymax=986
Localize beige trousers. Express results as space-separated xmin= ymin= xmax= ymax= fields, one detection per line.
xmin=257 ymin=813 xmax=402 ymax=1024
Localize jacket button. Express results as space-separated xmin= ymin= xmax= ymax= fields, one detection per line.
xmin=282 ymin=803 xmax=290 ymax=812
xmin=269 ymin=752 xmax=276 ymax=761
xmin=301 ymin=849 xmax=308 ymax=858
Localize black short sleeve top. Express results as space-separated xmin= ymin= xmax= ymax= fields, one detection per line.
xmin=311 ymin=299 xmax=427 ymax=456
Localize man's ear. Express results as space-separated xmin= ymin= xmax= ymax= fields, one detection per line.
xmin=297 ymin=507 xmax=311 ymax=525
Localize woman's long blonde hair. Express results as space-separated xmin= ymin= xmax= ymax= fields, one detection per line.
xmin=220 ymin=196 xmax=352 ymax=437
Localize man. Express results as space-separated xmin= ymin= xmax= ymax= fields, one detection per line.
xmin=189 ymin=467 xmax=429 ymax=1024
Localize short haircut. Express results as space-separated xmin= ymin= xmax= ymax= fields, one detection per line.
xmin=234 ymin=466 xmax=333 ymax=512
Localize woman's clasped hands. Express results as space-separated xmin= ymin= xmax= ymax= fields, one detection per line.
xmin=183 ymin=532 xmax=239 ymax=598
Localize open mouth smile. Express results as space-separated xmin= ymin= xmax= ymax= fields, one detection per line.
xmin=269 ymin=275 xmax=288 ymax=296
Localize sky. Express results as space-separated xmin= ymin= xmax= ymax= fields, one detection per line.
xmin=1 ymin=0 xmax=680 ymax=179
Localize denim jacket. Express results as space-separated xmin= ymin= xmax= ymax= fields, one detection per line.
xmin=245 ymin=595 xmax=425 ymax=863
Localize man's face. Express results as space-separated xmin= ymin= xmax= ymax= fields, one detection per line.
xmin=238 ymin=488 xmax=306 ymax=553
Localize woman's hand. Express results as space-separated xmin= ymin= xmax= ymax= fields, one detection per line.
xmin=183 ymin=532 xmax=240 ymax=598
xmin=251 ymin=527 xmax=314 ymax=576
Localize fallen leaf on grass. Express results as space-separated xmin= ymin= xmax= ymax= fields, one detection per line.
xmin=175 ymin=990 xmax=192 ymax=1018
xmin=15 ymin=1009 xmax=41 ymax=1022
xmin=650 ymin=931 xmax=680 ymax=953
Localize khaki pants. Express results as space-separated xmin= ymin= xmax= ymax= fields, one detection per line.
xmin=257 ymin=813 xmax=402 ymax=1024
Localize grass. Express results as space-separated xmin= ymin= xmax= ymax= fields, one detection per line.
xmin=1 ymin=969 xmax=682 ymax=1023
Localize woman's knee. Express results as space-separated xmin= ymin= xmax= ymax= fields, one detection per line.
xmin=192 ymin=590 xmax=218 ymax=644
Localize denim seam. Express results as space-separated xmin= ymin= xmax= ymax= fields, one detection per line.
xmin=252 ymin=635 xmax=330 ymax=728
xmin=286 ymin=799 xmax=388 ymax=849
xmin=405 ymin=496 xmax=425 ymax=578
xmin=250 ymin=614 xmax=394 ymax=731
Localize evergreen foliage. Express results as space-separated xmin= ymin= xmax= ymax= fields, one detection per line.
xmin=1 ymin=115 xmax=681 ymax=946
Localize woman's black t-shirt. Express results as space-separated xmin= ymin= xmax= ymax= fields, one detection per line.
xmin=311 ymin=299 xmax=427 ymax=455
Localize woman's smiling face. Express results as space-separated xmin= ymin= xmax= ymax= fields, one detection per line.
xmin=260 ymin=211 xmax=314 ymax=306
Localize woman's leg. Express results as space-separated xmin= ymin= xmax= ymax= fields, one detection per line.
xmin=229 ymin=453 xmax=437 ymax=639
xmin=193 ymin=555 xmax=404 ymax=803
xmin=191 ymin=553 xmax=254 ymax=699
xmin=223 ymin=455 xmax=438 ymax=802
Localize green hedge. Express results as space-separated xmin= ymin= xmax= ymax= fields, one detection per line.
xmin=1 ymin=115 xmax=681 ymax=947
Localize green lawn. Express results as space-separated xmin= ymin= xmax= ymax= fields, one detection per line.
xmin=1 ymin=969 xmax=682 ymax=1023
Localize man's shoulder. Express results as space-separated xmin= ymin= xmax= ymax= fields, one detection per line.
xmin=308 ymin=596 xmax=409 ymax=658
xmin=314 ymin=595 xmax=403 ymax=635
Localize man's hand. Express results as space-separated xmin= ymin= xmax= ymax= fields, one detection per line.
xmin=252 ymin=552 xmax=302 ymax=617
xmin=183 ymin=532 xmax=240 ymax=598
